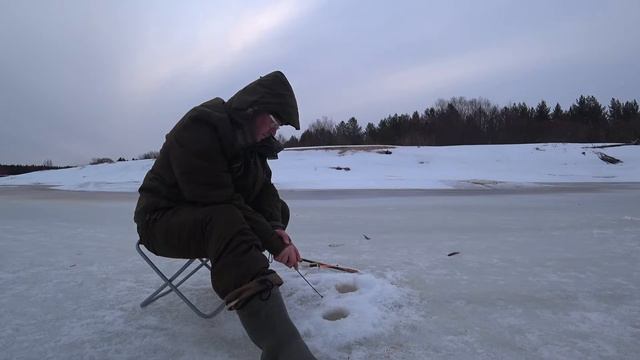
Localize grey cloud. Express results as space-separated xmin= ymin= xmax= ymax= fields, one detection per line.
xmin=1 ymin=0 xmax=639 ymax=164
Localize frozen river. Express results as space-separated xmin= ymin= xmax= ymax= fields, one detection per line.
xmin=1 ymin=185 xmax=639 ymax=359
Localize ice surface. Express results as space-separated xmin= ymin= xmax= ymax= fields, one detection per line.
xmin=1 ymin=186 xmax=639 ymax=359
xmin=1 ymin=143 xmax=639 ymax=358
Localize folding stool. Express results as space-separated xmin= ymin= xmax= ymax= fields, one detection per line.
xmin=135 ymin=240 xmax=226 ymax=318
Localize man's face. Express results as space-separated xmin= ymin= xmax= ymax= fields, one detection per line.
xmin=254 ymin=113 xmax=281 ymax=141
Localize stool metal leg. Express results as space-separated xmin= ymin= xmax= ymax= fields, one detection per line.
xmin=143 ymin=259 xmax=210 ymax=306
xmin=136 ymin=240 xmax=226 ymax=319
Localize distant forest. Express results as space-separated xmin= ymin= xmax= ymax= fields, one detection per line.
xmin=0 ymin=163 xmax=73 ymax=177
xmin=280 ymin=96 xmax=640 ymax=147
xmin=0 ymin=152 xmax=158 ymax=177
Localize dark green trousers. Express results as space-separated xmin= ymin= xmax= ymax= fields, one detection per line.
xmin=137 ymin=200 xmax=289 ymax=299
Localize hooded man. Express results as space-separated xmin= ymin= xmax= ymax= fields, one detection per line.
xmin=134 ymin=71 xmax=316 ymax=359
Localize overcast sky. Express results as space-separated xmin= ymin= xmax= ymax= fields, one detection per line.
xmin=1 ymin=0 xmax=639 ymax=165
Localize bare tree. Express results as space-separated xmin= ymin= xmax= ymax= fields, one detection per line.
xmin=90 ymin=158 xmax=114 ymax=165
xmin=139 ymin=151 xmax=160 ymax=160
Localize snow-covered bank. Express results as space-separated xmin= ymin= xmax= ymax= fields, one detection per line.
xmin=1 ymin=143 xmax=638 ymax=192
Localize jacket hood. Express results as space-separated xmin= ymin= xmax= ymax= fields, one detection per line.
xmin=225 ymin=71 xmax=300 ymax=130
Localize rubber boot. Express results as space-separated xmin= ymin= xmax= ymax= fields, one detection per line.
xmin=236 ymin=287 xmax=316 ymax=360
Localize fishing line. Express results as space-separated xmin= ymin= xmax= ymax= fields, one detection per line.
xmin=295 ymin=267 xmax=323 ymax=298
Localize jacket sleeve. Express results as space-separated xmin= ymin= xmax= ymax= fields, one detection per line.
xmin=167 ymin=109 xmax=287 ymax=256
xmin=251 ymin=161 xmax=285 ymax=230
xmin=233 ymin=194 xmax=287 ymax=255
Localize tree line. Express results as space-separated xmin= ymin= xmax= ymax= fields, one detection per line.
xmin=281 ymin=96 xmax=640 ymax=147
xmin=0 ymin=164 xmax=73 ymax=177
xmin=0 ymin=150 xmax=160 ymax=176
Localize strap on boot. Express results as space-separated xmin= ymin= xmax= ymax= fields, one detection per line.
xmin=224 ymin=272 xmax=283 ymax=311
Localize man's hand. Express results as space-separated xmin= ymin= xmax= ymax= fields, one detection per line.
xmin=274 ymin=229 xmax=301 ymax=269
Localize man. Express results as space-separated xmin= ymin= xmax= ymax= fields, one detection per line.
xmin=134 ymin=71 xmax=316 ymax=359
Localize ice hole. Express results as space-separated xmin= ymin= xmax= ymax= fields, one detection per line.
xmin=335 ymin=282 xmax=358 ymax=294
xmin=322 ymin=307 xmax=350 ymax=321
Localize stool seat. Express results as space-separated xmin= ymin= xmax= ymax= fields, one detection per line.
xmin=136 ymin=240 xmax=225 ymax=318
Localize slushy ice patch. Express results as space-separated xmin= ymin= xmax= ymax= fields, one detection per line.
xmin=322 ymin=307 xmax=350 ymax=321
xmin=335 ymin=282 xmax=358 ymax=294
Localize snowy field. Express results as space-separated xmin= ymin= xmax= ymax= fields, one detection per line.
xmin=1 ymin=143 xmax=639 ymax=359
xmin=0 ymin=143 xmax=639 ymax=191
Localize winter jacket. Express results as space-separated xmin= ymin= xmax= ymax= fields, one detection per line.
xmin=134 ymin=71 xmax=299 ymax=256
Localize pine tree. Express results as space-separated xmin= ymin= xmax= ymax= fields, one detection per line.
xmin=608 ymin=98 xmax=623 ymax=122
xmin=534 ymin=100 xmax=551 ymax=122
xmin=364 ymin=123 xmax=378 ymax=144
xmin=335 ymin=120 xmax=349 ymax=145
xmin=569 ymin=95 xmax=605 ymax=125
xmin=345 ymin=117 xmax=363 ymax=144
xmin=551 ymin=103 xmax=564 ymax=121
xmin=283 ymin=135 xmax=300 ymax=148
xmin=622 ymin=100 xmax=639 ymax=122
